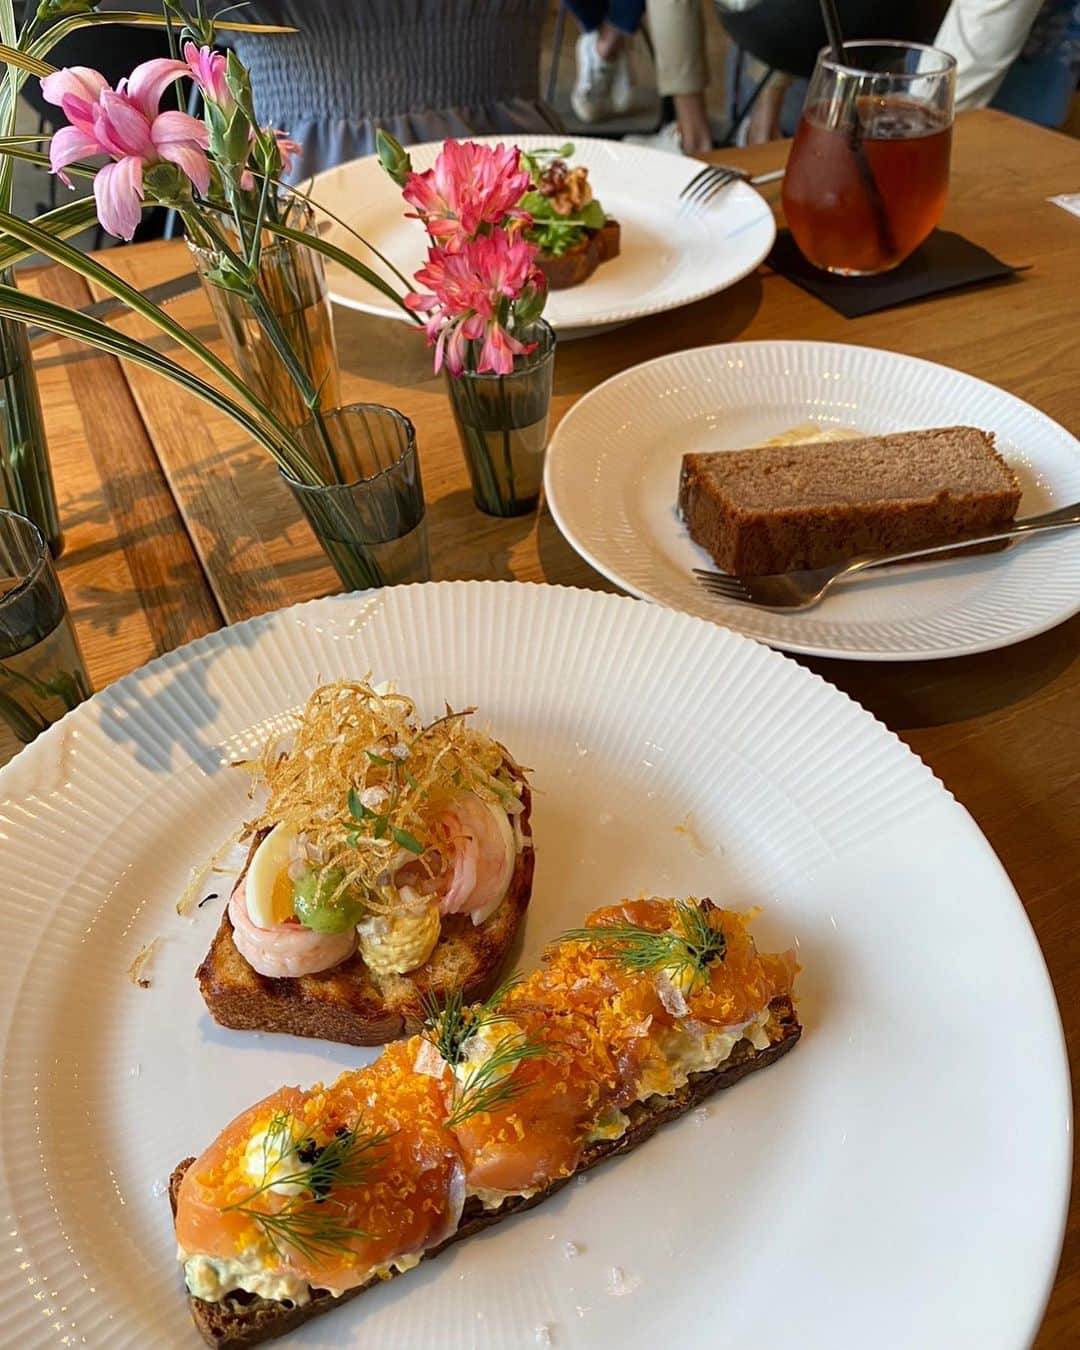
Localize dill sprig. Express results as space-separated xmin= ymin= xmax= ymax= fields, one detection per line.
xmin=420 ymin=974 xmax=552 ymax=1128
xmin=222 ymin=1112 xmax=393 ymax=1260
xmin=445 ymin=1028 xmax=552 ymax=1129
xmin=420 ymin=972 xmax=523 ymax=1068
xmin=561 ymin=900 xmax=727 ymax=992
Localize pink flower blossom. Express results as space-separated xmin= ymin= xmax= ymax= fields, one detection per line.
xmin=42 ymin=60 xmax=209 ymax=240
xmin=403 ymin=140 xmax=530 ymax=249
xmin=406 ymin=230 xmax=545 ymax=375
xmin=183 ymin=42 xmax=232 ymax=109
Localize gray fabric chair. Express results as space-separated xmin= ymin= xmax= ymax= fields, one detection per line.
xmin=213 ymin=0 xmax=562 ymax=180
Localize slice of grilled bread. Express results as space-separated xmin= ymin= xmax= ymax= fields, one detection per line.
xmin=537 ymin=218 xmax=621 ymax=290
xmin=197 ymin=785 xmax=533 ymax=1047
xmin=171 ymin=994 xmax=800 ymax=1348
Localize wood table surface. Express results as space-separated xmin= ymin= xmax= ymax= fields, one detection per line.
xmin=28 ymin=107 xmax=1080 ymax=1342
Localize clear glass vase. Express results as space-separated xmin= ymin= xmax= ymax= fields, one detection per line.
xmin=282 ymin=403 xmax=430 ymax=593
xmin=0 ymin=272 xmax=62 ymax=557
xmin=444 ymin=320 xmax=556 ymax=517
xmin=0 ymin=508 xmax=89 ymax=764
xmin=188 ymin=212 xmax=341 ymax=431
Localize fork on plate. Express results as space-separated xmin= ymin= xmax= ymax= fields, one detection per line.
xmin=679 ymin=164 xmax=785 ymax=210
xmin=693 ymin=501 xmax=1080 ymax=611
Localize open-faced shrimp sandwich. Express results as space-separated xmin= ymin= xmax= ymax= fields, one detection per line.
xmin=195 ymin=680 xmax=533 ymax=1046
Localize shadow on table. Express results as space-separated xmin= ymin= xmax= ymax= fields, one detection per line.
xmin=551 ymin=273 xmax=766 ymax=399
xmin=801 ymin=613 xmax=1079 ymax=731
xmin=426 ymin=487 xmax=536 ymax=581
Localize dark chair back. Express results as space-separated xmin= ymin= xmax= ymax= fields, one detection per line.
xmin=719 ymin=0 xmax=949 ymax=81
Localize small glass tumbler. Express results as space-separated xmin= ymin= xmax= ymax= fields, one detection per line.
xmin=282 ymin=404 xmax=431 ymax=592
xmin=445 ymin=320 xmax=556 ymax=517
xmin=0 ymin=509 xmax=90 ymax=764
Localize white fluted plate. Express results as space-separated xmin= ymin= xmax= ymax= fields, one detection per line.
xmin=544 ymin=340 xmax=1080 ymax=659
xmin=0 ymin=583 xmax=1068 ymax=1349
xmin=312 ymin=136 xmax=776 ymax=339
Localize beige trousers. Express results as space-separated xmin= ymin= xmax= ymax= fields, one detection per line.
xmin=646 ymin=0 xmax=709 ymax=97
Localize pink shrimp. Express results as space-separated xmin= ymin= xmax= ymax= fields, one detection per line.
xmin=395 ymin=791 xmax=516 ymax=925
xmin=228 ymin=876 xmax=356 ymax=979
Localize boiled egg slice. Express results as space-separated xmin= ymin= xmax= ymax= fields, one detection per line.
xmin=245 ymin=824 xmax=300 ymax=930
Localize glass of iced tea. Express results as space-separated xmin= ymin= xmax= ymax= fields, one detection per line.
xmin=782 ymin=41 xmax=956 ymax=276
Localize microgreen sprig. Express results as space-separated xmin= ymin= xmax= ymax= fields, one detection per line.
xmin=346 ymin=754 xmax=425 ymax=855
xmin=561 ymin=900 xmax=727 ymax=992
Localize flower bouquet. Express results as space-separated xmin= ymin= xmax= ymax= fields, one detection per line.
xmin=0 ymin=0 xmax=424 ymax=589
xmin=378 ymin=133 xmax=556 ymax=517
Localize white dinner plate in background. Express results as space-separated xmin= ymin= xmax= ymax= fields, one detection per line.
xmin=311 ymin=136 xmax=776 ymax=339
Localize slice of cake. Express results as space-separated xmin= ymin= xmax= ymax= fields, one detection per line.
xmin=678 ymin=426 xmax=1021 ymax=576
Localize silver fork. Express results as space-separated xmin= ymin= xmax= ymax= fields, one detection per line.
xmin=679 ymin=164 xmax=785 ymax=211
xmin=693 ymin=501 xmax=1080 ymax=611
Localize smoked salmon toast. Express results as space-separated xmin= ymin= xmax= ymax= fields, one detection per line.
xmin=172 ymin=897 xmax=801 ymax=1346
xmin=196 ymin=680 xmax=534 ymax=1046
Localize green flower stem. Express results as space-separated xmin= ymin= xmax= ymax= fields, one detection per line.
xmin=0 ymin=284 xmax=323 ymax=484
xmin=0 ymin=207 xmax=320 ymax=480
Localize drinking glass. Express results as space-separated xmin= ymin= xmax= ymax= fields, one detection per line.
xmin=445 ymin=320 xmax=556 ymax=517
xmin=782 ymin=41 xmax=957 ymax=276
xmin=282 ymin=403 xmax=430 ymax=592
xmin=0 ymin=509 xmax=90 ymax=764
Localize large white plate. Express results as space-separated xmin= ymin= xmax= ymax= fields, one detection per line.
xmin=312 ymin=136 xmax=776 ymax=338
xmin=544 ymin=340 xmax=1080 ymax=660
xmin=0 ymin=583 xmax=1068 ymax=1349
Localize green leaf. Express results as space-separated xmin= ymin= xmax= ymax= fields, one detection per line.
xmin=390 ymin=825 xmax=424 ymax=855
xmin=0 ymin=195 xmax=100 ymax=269
xmin=373 ymin=815 xmax=388 ymax=840
xmin=0 ymin=206 xmax=320 ymax=483
xmin=403 ymin=768 xmax=419 ymax=790
xmin=347 ymin=787 xmax=370 ymax=821
xmin=0 ymin=41 xmax=53 ymax=77
xmin=28 ymin=11 xmax=296 ymax=60
xmin=0 ymin=283 xmax=316 ymax=481
xmin=366 ymin=750 xmax=391 ymax=766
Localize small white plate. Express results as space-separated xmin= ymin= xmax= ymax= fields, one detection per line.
xmin=311 ymin=136 xmax=776 ymax=339
xmin=0 ymin=582 xmax=1069 ymax=1348
xmin=544 ymin=340 xmax=1080 ymax=660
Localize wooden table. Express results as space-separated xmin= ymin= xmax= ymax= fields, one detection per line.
xmin=28 ymin=108 xmax=1080 ymax=1342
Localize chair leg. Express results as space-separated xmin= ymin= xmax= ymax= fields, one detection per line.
xmin=546 ymin=4 xmax=566 ymax=104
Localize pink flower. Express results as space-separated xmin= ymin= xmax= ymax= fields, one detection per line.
xmin=403 ymin=140 xmax=530 ymax=249
xmin=183 ymin=42 xmax=232 ymax=109
xmin=406 ymin=230 xmax=544 ymax=375
xmin=42 ymin=60 xmax=209 ymax=240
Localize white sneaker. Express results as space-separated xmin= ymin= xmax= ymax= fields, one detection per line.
xmin=571 ymin=31 xmax=617 ymax=123
xmin=611 ymin=33 xmax=652 ymax=115
xmin=625 ymin=121 xmax=686 ymax=155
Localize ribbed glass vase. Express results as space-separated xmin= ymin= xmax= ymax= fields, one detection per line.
xmin=0 ymin=272 xmax=62 ymax=557
xmin=188 ymin=212 xmax=340 ymax=431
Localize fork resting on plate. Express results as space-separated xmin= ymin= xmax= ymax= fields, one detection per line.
xmin=694 ymin=501 xmax=1080 ymax=611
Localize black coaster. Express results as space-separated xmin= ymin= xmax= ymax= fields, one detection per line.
xmin=767 ymin=229 xmax=1020 ymax=317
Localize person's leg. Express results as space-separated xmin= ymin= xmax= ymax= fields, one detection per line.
xmin=645 ymin=0 xmax=711 ymax=151
xmin=991 ymin=55 xmax=1076 ymax=128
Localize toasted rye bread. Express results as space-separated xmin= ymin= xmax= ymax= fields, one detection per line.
xmin=197 ymin=782 xmax=533 ymax=1047
xmin=172 ymin=994 xmax=799 ymax=1347
xmin=537 ymin=218 xmax=620 ymax=290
